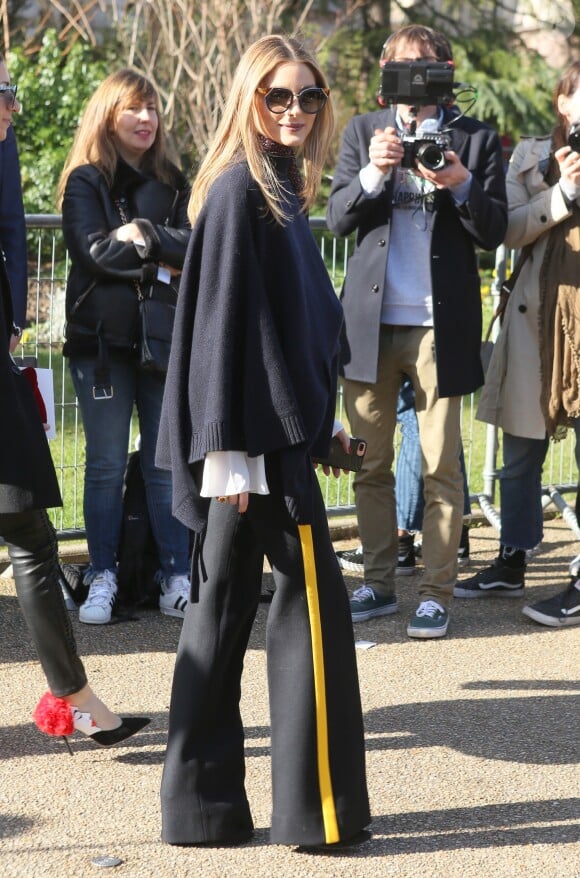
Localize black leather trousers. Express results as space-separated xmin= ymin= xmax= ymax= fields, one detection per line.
xmin=1 ymin=508 xmax=87 ymax=697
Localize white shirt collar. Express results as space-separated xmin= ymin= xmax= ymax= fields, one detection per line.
xmin=395 ymin=106 xmax=444 ymax=134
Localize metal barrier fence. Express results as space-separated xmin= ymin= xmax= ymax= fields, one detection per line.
xmin=18 ymin=215 xmax=580 ymax=541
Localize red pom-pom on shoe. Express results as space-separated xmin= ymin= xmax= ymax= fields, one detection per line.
xmin=33 ymin=692 xmax=74 ymax=736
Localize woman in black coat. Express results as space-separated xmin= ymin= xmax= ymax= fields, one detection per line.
xmin=0 ymin=55 xmax=148 ymax=750
xmin=157 ymin=35 xmax=370 ymax=850
xmin=58 ymin=69 xmax=191 ymax=626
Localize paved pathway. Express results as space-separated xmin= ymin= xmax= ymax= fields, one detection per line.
xmin=0 ymin=520 xmax=578 ymax=877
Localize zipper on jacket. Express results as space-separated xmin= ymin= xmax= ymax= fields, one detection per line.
xmin=70 ymin=280 xmax=97 ymax=315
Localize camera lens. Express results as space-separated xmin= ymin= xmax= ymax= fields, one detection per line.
xmin=569 ymin=121 xmax=580 ymax=153
xmin=416 ymin=142 xmax=446 ymax=171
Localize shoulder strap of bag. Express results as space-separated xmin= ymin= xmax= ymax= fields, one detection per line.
xmin=114 ymin=197 xmax=144 ymax=301
xmin=484 ymin=243 xmax=533 ymax=343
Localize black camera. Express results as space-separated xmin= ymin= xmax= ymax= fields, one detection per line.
xmin=569 ymin=121 xmax=580 ymax=152
xmin=378 ymin=60 xmax=456 ymax=108
xmin=401 ymin=130 xmax=451 ymax=171
xmin=378 ymin=60 xmax=456 ymax=171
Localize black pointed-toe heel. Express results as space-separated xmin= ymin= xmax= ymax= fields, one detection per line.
xmin=33 ymin=692 xmax=150 ymax=755
xmin=88 ymin=715 xmax=150 ymax=746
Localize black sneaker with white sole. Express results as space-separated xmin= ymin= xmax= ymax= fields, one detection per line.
xmin=349 ymin=585 xmax=398 ymax=622
xmin=396 ymin=535 xmax=416 ymax=576
xmin=457 ymin=525 xmax=470 ymax=567
xmin=336 ymin=546 xmax=364 ymax=573
xmin=337 ymin=538 xmax=416 ymax=576
xmin=522 ymin=580 xmax=580 ymax=627
xmin=454 ymin=558 xmax=525 ymax=598
xmin=415 ymin=524 xmax=470 ymax=566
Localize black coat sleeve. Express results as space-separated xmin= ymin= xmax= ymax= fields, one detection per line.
xmin=0 ymin=128 xmax=28 ymax=327
xmin=62 ymin=166 xmax=191 ymax=286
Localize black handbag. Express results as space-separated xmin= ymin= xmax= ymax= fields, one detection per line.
xmin=66 ymin=279 xmax=140 ymax=349
xmin=138 ymin=284 xmax=177 ymax=374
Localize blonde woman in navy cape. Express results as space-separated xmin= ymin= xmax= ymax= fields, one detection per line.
xmin=156 ymin=34 xmax=371 ymax=849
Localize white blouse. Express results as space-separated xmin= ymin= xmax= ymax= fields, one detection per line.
xmin=200 ymin=419 xmax=344 ymax=498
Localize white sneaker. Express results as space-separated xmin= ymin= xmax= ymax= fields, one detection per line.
xmin=79 ymin=569 xmax=117 ymax=625
xmin=569 ymin=554 xmax=580 ymax=578
xmin=159 ymin=574 xmax=190 ymax=618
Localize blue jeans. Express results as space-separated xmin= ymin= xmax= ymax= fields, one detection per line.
xmin=70 ymin=355 xmax=189 ymax=575
xmin=499 ymin=431 xmax=549 ymax=550
xmin=395 ymin=376 xmax=470 ymax=532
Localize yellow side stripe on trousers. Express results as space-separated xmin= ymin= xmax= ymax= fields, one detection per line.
xmin=298 ymin=523 xmax=340 ymax=844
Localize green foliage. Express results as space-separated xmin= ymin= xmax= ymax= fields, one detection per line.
xmin=6 ymin=11 xmax=574 ymax=218
xmin=451 ymin=36 xmax=557 ymax=141
xmin=319 ymin=15 xmax=561 ymax=165
xmin=8 ymin=30 xmax=112 ymax=213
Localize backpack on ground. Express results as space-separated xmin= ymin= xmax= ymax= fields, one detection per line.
xmin=116 ymin=450 xmax=161 ymax=613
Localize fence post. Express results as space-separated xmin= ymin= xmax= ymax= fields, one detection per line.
xmin=479 ymin=243 xmax=510 ymax=510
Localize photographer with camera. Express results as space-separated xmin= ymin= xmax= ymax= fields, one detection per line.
xmin=457 ymin=61 xmax=580 ymax=629
xmin=327 ymin=24 xmax=507 ymax=638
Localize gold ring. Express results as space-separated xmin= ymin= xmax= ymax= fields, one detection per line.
xmin=217 ymin=496 xmax=227 ymax=503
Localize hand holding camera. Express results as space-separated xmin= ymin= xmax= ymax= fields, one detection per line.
xmin=374 ymin=57 xmax=477 ymax=180
xmin=369 ymin=124 xmax=469 ymax=189
xmin=369 ymin=126 xmax=404 ymax=173
xmin=555 ymin=123 xmax=580 ymax=190
xmin=369 ymin=123 xmax=449 ymax=175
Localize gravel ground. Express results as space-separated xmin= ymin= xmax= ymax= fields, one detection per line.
xmin=0 ymin=519 xmax=578 ymax=878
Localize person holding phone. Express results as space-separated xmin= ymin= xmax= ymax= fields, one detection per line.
xmin=156 ymin=34 xmax=370 ymax=849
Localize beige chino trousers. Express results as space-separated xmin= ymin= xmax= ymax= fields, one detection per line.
xmin=342 ymin=325 xmax=463 ymax=607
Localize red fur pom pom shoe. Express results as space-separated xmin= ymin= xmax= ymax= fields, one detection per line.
xmin=33 ymin=692 xmax=150 ymax=755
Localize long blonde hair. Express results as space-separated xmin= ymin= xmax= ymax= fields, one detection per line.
xmin=57 ymin=68 xmax=174 ymax=207
xmin=189 ymin=34 xmax=334 ymax=225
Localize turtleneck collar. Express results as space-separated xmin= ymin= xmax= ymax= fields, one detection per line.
xmin=258 ymin=133 xmax=303 ymax=199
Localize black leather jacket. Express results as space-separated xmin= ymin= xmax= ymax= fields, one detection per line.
xmin=62 ymin=158 xmax=191 ymax=357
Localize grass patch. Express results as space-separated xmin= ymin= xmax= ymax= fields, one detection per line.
xmin=22 ymin=223 xmax=579 ymax=535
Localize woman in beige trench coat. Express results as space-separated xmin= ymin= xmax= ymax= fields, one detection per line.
xmin=455 ymin=61 xmax=580 ymax=629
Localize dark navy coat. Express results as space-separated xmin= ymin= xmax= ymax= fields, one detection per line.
xmin=156 ymin=158 xmax=343 ymax=532
xmin=0 ymin=261 xmax=61 ymax=513
xmin=0 ymin=127 xmax=28 ymax=327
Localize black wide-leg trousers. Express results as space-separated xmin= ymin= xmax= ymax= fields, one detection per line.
xmin=1 ymin=508 xmax=87 ymax=696
xmin=161 ymin=484 xmax=370 ymax=846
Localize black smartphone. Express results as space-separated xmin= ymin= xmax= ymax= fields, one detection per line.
xmin=312 ymin=436 xmax=367 ymax=472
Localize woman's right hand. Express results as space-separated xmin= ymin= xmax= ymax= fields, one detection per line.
xmin=111 ymin=222 xmax=142 ymax=243
xmin=216 ymin=492 xmax=249 ymax=513
xmin=369 ymin=126 xmax=404 ymax=174
xmin=556 ymin=145 xmax=580 ymax=188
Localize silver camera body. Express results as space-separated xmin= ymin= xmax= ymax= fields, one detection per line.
xmin=401 ymin=130 xmax=451 ymax=171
